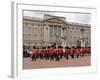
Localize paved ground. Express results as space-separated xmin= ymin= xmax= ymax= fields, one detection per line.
xmin=23 ymin=56 xmax=91 ymax=69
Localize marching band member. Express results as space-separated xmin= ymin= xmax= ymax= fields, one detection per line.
xmin=30 ymin=46 xmax=91 ymax=62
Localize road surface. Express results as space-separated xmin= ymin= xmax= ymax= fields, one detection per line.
xmin=23 ymin=56 xmax=91 ymax=69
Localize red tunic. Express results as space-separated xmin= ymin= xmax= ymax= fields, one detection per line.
xmin=32 ymin=50 xmax=36 ymax=55
xmin=74 ymin=48 xmax=79 ymax=54
xmin=64 ymin=49 xmax=70 ymax=55
xmin=53 ymin=49 xmax=57 ymax=55
xmin=70 ymin=49 xmax=74 ymax=55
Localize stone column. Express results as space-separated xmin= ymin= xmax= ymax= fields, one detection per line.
xmin=80 ymin=28 xmax=85 ymax=48
xmin=61 ymin=26 xmax=66 ymax=51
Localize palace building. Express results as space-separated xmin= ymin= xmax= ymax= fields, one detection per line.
xmin=23 ymin=15 xmax=91 ymax=49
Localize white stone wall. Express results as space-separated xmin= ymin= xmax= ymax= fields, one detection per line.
xmin=23 ymin=16 xmax=91 ymax=49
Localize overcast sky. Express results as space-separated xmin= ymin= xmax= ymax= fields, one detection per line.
xmin=23 ymin=10 xmax=91 ymax=24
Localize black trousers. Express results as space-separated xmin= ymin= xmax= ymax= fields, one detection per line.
xmin=70 ymin=54 xmax=74 ymax=58
xmin=32 ymin=55 xmax=36 ymax=61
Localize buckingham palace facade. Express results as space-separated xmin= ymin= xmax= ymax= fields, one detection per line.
xmin=23 ymin=15 xmax=91 ymax=49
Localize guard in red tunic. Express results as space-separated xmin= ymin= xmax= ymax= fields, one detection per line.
xmin=59 ymin=48 xmax=63 ymax=59
xmin=81 ymin=47 xmax=85 ymax=57
xmin=64 ymin=49 xmax=70 ymax=60
xmin=78 ymin=48 xmax=81 ymax=57
xmin=45 ymin=48 xmax=49 ymax=60
xmin=36 ymin=49 xmax=40 ymax=59
xmin=50 ymin=48 xmax=56 ymax=60
xmin=75 ymin=48 xmax=80 ymax=58
xmin=85 ymin=48 xmax=87 ymax=56
xmin=43 ymin=48 xmax=47 ymax=60
xmin=70 ymin=48 xmax=74 ymax=59
xmin=55 ymin=48 xmax=60 ymax=61
xmin=38 ymin=49 xmax=43 ymax=59
xmin=31 ymin=49 xmax=37 ymax=61
xmin=89 ymin=47 xmax=91 ymax=56
xmin=48 ymin=48 xmax=52 ymax=60
xmin=87 ymin=47 xmax=91 ymax=56
xmin=79 ymin=48 xmax=83 ymax=57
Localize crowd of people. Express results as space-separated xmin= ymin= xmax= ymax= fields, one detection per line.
xmin=23 ymin=47 xmax=91 ymax=61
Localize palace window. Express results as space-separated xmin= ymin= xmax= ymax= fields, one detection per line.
xmin=34 ymin=34 xmax=37 ymax=37
xmin=49 ymin=25 xmax=53 ymax=27
xmin=46 ymin=27 xmax=48 ymax=30
xmin=32 ymin=24 xmax=34 ymax=26
xmin=28 ymin=27 xmax=31 ymax=30
xmin=43 ymin=24 xmax=46 ymax=26
xmin=25 ymin=23 xmax=28 ymax=26
xmin=38 ymin=24 xmax=40 ymax=26
xmin=28 ymin=34 xmax=31 ymax=36
xmin=72 ymin=27 xmax=74 ymax=30
xmin=35 ymin=27 xmax=37 ymax=30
